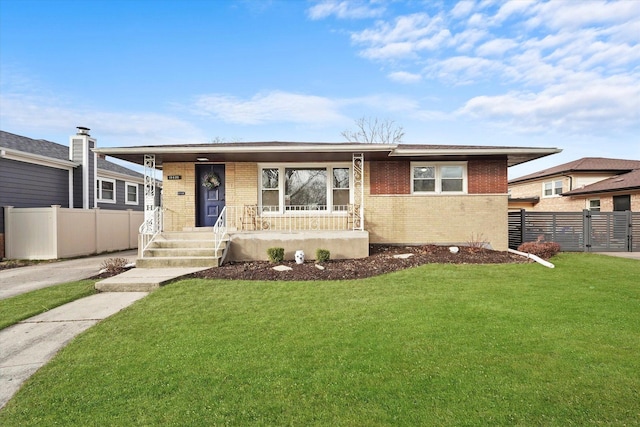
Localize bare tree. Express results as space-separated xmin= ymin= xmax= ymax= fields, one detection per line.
xmin=341 ymin=117 xmax=405 ymax=144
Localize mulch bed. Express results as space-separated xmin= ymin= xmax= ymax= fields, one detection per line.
xmin=189 ymin=244 xmax=529 ymax=281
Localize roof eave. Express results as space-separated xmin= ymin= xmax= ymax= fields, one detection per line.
xmin=0 ymin=146 xmax=78 ymax=169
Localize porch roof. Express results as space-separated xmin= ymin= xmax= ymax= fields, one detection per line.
xmin=93 ymin=141 xmax=560 ymax=168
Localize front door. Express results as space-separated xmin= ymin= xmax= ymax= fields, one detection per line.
xmin=196 ymin=164 xmax=225 ymax=227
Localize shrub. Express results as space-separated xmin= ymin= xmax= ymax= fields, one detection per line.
xmin=517 ymin=242 xmax=561 ymax=259
xmin=100 ymin=257 xmax=129 ymax=274
xmin=316 ymin=249 xmax=330 ymax=263
xmin=266 ymin=247 xmax=285 ymax=263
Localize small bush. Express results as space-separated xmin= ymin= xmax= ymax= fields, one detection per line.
xmin=100 ymin=257 xmax=129 ymax=274
xmin=316 ymin=249 xmax=330 ymax=263
xmin=517 ymin=242 xmax=561 ymax=259
xmin=267 ymin=247 xmax=285 ymax=263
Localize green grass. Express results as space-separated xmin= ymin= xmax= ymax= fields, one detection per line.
xmin=0 ymin=280 xmax=97 ymax=330
xmin=1 ymin=254 xmax=639 ymax=425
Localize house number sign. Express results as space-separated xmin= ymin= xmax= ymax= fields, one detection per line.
xmin=167 ymin=175 xmax=182 ymax=180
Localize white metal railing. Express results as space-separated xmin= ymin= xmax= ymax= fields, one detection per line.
xmin=139 ymin=206 xmax=163 ymax=255
xmin=223 ymin=205 xmax=359 ymax=232
xmin=213 ymin=206 xmax=228 ymax=262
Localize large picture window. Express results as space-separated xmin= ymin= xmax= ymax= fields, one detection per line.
xmin=411 ymin=163 xmax=466 ymax=194
xmin=259 ymin=164 xmax=351 ymax=213
xmin=97 ymin=178 xmax=116 ymax=203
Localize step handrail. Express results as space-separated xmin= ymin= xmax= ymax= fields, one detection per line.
xmin=213 ymin=207 xmax=228 ymax=265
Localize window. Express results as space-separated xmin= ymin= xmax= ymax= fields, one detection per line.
xmin=259 ymin=164 xmax=351 ymax=213
xmin=543 ymin=180 xmax=563 ymax=197
xmin=411 ymin=163 xmax=466 ymax=194
xmin=588 ymin=199 xmax=601 ymax=211
xmin=125 ymin=182 xmax=139 ymax=205
xmin=97 ymin=178 xmax=115 ymax=203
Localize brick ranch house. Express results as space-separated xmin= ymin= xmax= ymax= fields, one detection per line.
xmin=95 ymin=142 xmax=560 ymax=267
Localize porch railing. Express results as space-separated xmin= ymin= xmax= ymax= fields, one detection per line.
xmin=139 ymin=206 xmax=162 ymax=255
xmin=223 ymin=205 xmax=359 ymax=232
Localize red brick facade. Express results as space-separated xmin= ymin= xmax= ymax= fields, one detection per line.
xmin=370 ymin=161 xmax=411 ymax=195
xmin=369 ymin=159 xmax=507 ymax=195
xmin=467 ymin=159 xmax=508 ymax=194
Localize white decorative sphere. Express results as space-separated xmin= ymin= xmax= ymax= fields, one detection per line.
xmin=295 ymin=250 xmax=305 ymax=264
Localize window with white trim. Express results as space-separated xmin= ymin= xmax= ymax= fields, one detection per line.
xmin=97 ymin=178 xmax=116 ymax=203
xmin=411 ymin=163 xmax=467 ymax=194
xmin=259 ymin=164 xmax=351 ymax=213
xmin=543 ymin=180 xmax=563 ymax=197
xmin=125 ymin=182 xmax=139 ymax=205
xmin=588 ymin=199 xmax=601 ymax=211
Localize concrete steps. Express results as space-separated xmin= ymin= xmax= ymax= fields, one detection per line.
xmin=137 ymin=230 xmax=228 ymax=268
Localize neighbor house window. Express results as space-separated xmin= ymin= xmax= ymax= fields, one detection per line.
xmin=543 ymin=180 xmax=563 ymax=197
xmin=125 ymin=182 xmax=139 ymax=205
xmin=588 ymin=199 xmax=601 ymax=211
xmin=411 ymin=163 xmax=466 ymax=194
xmin=97 ymin=178 xmax=116 ymax=203
xmin=259 ymin=164 xmax=351 ymax=213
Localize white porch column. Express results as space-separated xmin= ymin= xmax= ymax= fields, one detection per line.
xmin=352 ymin=153 xmax=364 ymax=230
xmin=143 ymin=154 xmax=157 ymax=232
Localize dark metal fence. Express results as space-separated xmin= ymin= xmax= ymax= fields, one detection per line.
xmin=508 ymin=210 xmax=638 ymax=252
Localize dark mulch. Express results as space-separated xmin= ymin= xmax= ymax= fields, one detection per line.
xmin=190 ymin=244 xmax=529 ymax=281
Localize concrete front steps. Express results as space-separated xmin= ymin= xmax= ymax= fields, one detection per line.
xmin=136 ymin=230 xmax=228 ymax=268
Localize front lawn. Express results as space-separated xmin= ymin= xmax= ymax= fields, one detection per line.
xmin=0 ymin=280 xmax=97 ymax=330
xmin=1 ymin=254 xmax=638 ymax=425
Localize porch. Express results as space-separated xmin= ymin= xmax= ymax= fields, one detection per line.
xmin=137 ymin=205 xmax=368 ymax=268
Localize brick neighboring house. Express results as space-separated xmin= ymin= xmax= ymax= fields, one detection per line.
xmin=0 ymin=128 xmax=149 ymax=259
xmin=95 ymin=142 xmax=559 ymax=266
xmin=508 ymin=157 xmax=640 ymax=212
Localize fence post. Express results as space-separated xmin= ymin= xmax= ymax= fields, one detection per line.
xmin=4 ymin=206 xmax=13 ymax=259
xmin=519 ymin=209 xmax=525 ymax=247
xmin=582 ymin=209 xmax=591 ymax=252
xmin=627 ymin=211 xmax=633 ymax=252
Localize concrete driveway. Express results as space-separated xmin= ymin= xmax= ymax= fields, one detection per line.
xmin=0 ymin=250 xmax=137 ymax=300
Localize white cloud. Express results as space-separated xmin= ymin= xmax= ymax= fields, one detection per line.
xmin=341 ymin=0 xmax=639 ymax=137
xmin=307 ymin=0 xmax=385 ymax=20
xmin=193 ymin=91 xmax=347 ymax=125
xmin=388 ymin=71 xmax=422 ymax=83
xmin=352 ymin=13 xmax=451 ymax=60
xmin=451 ymin=1 xmax=476 ymax=19
xmin=475 ymin=38 xmax=518 ymax=56
xmin=0 ymin=93 xmax=204 ymax=146
xmin=458 ymin=76 xmax=640 ymax=133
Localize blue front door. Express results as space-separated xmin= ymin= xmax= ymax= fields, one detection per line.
xmin=196 ymin=164 xmax=225 ymax=227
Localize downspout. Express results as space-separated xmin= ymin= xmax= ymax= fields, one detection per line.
xmin=508 ymin=248 xmax=555 ymax=268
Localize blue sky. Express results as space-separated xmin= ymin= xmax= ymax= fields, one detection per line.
xmin=1 ymin=0 xmax=638 ymax=178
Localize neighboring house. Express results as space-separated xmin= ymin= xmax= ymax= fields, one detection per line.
xmin=0 ymin=128 xmax=149 ymax=259
xmin=95 ymin=142 xmax=559 ymax=265
xmin=509 ymin=158 xmax=640 ymax=212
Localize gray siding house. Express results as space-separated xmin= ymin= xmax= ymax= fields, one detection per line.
xmin=0 ymin=127 xmax=150 ymax=259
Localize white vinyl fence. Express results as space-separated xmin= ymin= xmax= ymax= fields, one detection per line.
xmin=4 ymin=205 xmax=143 ymax=260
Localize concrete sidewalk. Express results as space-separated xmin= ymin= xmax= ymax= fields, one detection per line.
xmin=0 ymin=292 xmax=148 ymax=409
xmin=0 ymin=250 xmax=138 ymax=300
